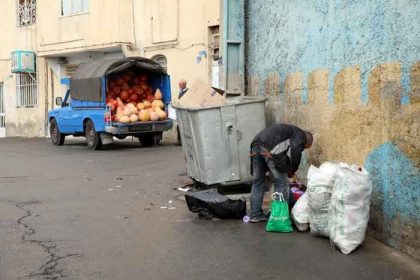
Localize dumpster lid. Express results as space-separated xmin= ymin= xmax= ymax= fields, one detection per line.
xmin=174 ymin=95 xmax=267 ymax=111
xmin=70 ymin=57 xmax=167 ymax=102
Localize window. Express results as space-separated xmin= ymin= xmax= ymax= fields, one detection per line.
xmin=152 ymin=55 xmax=168 ymax=72
xmin=61 ymin=0 xmax=88 ymax=16
xmin=17 ymin=0 xmax=36 ymax=26
xmin=16 ymin=73 xmax=37 ymax=108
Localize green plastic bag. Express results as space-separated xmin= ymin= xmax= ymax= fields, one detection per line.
xmin=266 ymin=192 xmax=293 ymax=233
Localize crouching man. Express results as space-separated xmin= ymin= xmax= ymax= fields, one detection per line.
xmin=249 ymin=124 xmax=313 ymax=223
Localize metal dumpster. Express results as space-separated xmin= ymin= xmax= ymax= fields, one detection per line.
xmin=175 ymin=96 xmax=266 ymax=186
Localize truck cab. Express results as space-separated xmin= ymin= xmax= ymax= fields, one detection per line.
xmin=48 ymin=57 xmax=173 ymax=149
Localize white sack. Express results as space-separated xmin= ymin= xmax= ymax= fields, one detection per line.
xmin=291 ymin=192 xmax=309 ymax=232
xmin=307 ymin=162 xmax=338 ymax=237
xmin=329 ymin=163 xmax=372 ymax=254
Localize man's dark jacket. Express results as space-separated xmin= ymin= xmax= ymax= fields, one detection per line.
xmin=251 ymin=124 xmax=307 ymax=173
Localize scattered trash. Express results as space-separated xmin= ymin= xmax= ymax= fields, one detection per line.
xmin=175 ymin=219 xmax=191 ymax=222
xmin=85 ymin=176 xmax=92 ymax=181
xmin=123 ymin=216 xmax=129 ymax=219
xmin=185 ymin=189 xmax=246 ymax=219
xmin=168 ymin=200 xmax=173 ymax=204
xmin=176 ymin=186 xmax=192 ymax=192
xmin=144 ymin=207 xmax=151 ymax=211
xmin=107 ymin=188 xmax=114 ymax=191
xmin=291 ymin=192 xmax=309 ymax=232
xmin=150 ymin=203 xmax=154 ymax=206
xmin=160 ymin=206 xmax=168 ymax=209
xmin=115 ymin=185 xmax=122 ymax=188
xmin=242 ymin=215 xmax=250 ymax=223
xmin=168 ymin=207 xmax=176 ymax=210
xmin=290 ymin=187 xmax=305 ymax=201
xmin=116 ymin=177 xmax=123 ymax=180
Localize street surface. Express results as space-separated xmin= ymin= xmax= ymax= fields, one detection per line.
xmin=0 ymin=138 xmax=418 ymax=280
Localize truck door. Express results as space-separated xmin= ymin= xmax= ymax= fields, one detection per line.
xmin=58 ymin=90 xmax=77 ymax=133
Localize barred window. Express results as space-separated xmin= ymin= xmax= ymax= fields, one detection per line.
xmin=61 ymin=0 xmax=89 ymax=16
xmin=17 ymin=0 xmax=36 ymax=26
xmin=16 ymin=73 xmax=37 ymax=108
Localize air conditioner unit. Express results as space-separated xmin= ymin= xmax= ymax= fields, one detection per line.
xmin=11 ymin=51 xmax=36 ymax=73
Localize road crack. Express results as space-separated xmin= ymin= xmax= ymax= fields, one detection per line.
xmin=16 ymin=201 xmax=81 ymax=279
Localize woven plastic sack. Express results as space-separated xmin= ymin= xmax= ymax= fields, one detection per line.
xmin=307 ymin=162 xmax=338 ymax=237
xmin=329 ymin=163 xmax=372 ymax=254
xmin=291 ymin=192 xmax=309 ymax=232
xmin=266 ymin=192 xmax=293 ymax=233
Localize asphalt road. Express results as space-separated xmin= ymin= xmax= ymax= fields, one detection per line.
xmin=0 ymin=137 xmax=418 ymax=280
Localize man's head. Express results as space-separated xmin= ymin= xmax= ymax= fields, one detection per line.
xmin=304 ymin=131 xmax=313 ymax=149
xmin=179 ymin=79 xmax=187 ymax=90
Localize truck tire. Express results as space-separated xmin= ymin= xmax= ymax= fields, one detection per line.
xmin=139 ymin=135 xmax=155 ymax=147
xmin=85 ymin=120 xmax=102 ymax=150
xmin=50 ymin=118 xmax=65 ymax=146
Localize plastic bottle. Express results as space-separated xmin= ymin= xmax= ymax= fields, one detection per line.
xmin=242 ymin=215 xmax=250 ymax=223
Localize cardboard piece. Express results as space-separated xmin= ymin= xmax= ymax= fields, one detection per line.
xmin=175 ymin=79 xmax=226 ymax=108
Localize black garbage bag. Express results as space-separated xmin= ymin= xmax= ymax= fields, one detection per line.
xmin=185 ymin=189 xmax=246 ymax=219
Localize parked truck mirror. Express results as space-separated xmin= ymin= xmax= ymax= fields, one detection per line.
xmin=55 ymin=97 xmax=63 ymax=106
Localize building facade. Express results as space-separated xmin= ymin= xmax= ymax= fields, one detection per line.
xmin=0 ymin=0 xmax=220 ymax=137
xmin=222 ymin=0 xmax=419 ymax=260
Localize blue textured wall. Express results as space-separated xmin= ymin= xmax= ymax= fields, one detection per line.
xmin=246 ymin=0 xmax=419 ymax=104
xmin=366 ymin=143 xmax=420 ymax=257
xmin=244 ymin=0 xmax=420 ymax=258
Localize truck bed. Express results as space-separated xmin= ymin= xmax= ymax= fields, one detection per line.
xmin=105 ymin=119 xmax=173 ymax=135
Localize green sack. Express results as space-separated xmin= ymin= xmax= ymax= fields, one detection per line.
xmin=266 ymin=192 xmax=293 ymax=233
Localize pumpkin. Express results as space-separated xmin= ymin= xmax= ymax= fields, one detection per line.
xmin=136 ymin=103 xmax=145 ymax=110
xmin=130 ymin=114 xmax=139 ymax=123
xmin=157 ymin=110 xmax=167 ymax=120
xmin=138 ymin=109 xmax=150 ymax=122
xmin=143 ymin=100 xmax=151 ymax=108
xmin=154 ymin=89 xmax=163 ymax=100
xmin=119 ymin=115 xmax=130 ymax=123
xmin=150 ymin=111 xmax=159 ymax=121
xmin=129 ymin=94 xmax=139 ymax=102
xmin=119 ymin=90 xmax=129 ymax=101
xmin=151 ymin=100 xmax=164 ymax=109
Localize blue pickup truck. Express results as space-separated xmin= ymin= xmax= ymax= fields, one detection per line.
xmin=48 ymin=57 xmax=173 ymax=149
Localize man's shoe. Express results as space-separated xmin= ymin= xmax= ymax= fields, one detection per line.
xmin=250 ymin=215 xmax=268 ymax=223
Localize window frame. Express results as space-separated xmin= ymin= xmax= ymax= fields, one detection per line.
xmin=61 ymin=0 xmax=89 ymax=17
xmin=16 ymin=0 xmax=37 ymax=27
xmin=16 ymin=73 xmax=38 ymax=108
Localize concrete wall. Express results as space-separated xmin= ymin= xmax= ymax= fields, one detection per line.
xmin=244 ymin=0 xmax=419 ymax=259
xmin=135 ymin=0 xmax=220 ymax=99
xmin=37 ymin=0 xmax=134 ymax=56
xmin=0 ymin=0 xmax=220 ymax=137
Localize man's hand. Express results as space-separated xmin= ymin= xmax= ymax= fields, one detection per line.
xmin=287 ymin=170 xmax=295 ymax=178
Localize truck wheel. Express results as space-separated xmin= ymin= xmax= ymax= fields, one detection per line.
xmin=85 ymin=120 xmax=102 ymax=150
xmin=50 ymin=118 xmax=65 ymax=146
xmin=139 ymin=135 xmax=155 ymax=147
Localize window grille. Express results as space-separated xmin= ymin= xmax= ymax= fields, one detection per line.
xmin=16 ymin=73 xmax=37 ymax=108
xmin=61 ymin=0 xmax=89 ymax=16
xmin=17 ymin=0 xmax=36 ymax=26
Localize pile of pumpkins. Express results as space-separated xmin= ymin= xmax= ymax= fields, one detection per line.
xmin=105 ymin=72 xmax=167 ymax=123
